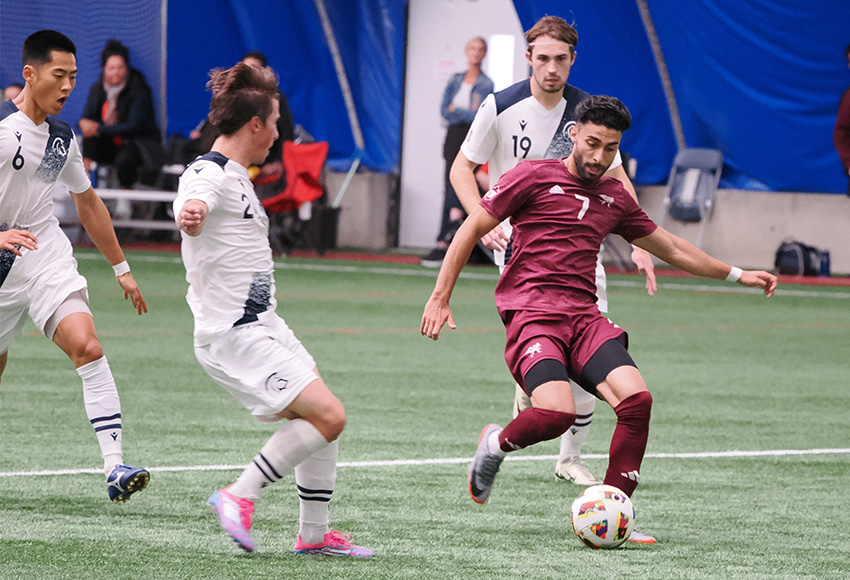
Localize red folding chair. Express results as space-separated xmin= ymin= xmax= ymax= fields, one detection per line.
xmin=261 ymin=140 xmax=328 ymax=213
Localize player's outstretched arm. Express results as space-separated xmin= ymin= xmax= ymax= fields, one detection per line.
xmin=72 ymin=187 xmax=148 ymax=314
xmin=176 ymin=199 xmax=208 ymax=237
xmin=449 ymin=151 xmax=510 ymax=252
xmin=633 ymin=227 xmax=777 ymax=297
xmin=421 ymin=207 xmax=500 ymax=340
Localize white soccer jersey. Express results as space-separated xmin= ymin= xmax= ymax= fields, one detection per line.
xmin=174 ymin=152 xmax=277 ymax=346
xmin=0 ymin=100 xmax=90 ymax=294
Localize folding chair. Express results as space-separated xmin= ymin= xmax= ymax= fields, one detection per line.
xmin=660 ymin=148 xmax=723 ymax=248
xmin=260 ymin=140 xmax=329 ymax=254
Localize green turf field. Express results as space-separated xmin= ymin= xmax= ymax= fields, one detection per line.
xmin=1 ymin=249 xmax=847 ymax=579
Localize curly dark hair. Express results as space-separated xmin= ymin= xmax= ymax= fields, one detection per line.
xmin=574 ymin=95 xmax=631 ymax=132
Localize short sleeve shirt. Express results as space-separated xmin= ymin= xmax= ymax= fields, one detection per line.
xmin=0 ymin=100 xmax=91 ymax=288
xmin=480 ymin=158 xmax=656 ymax=315
xmin=174 ymin=152 xmax=277 ymax=346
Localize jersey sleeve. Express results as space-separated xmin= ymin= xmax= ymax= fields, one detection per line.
xmin=62 ymin=134 xmax=93 ymax=194
xmin=459 ymin=93 xmax=498 ymax=166
xmin=612 ymin=186 xmax=657 ymax=242
xmin=480 ymin=160 xmax=535 ymax=222
xmin=174 ymin=160 xmax=225 ymax=215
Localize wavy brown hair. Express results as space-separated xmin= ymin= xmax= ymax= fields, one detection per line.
xmin=525 ymin=15 xmax=578 ymax=56
xmin=207 ymin=63 xmax=278 ymax=135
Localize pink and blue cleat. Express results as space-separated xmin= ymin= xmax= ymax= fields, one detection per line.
xmin=293 ymin=530 xmax=374 ymax=558
xmin=208 ymin=486 xmax=256 ymax=552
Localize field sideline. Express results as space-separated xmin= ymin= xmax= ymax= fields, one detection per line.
xmin=3 ymin=447 xmax=849 ymax=479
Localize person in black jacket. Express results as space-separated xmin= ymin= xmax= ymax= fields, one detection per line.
xmin=79 ymin=39 xmax=163 ymax=188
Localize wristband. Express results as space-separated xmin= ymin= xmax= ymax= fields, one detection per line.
xmin=112 ymin=261 xmax=131 ymax=277
xmin=725 ymin=266 xmax=742 ymax=282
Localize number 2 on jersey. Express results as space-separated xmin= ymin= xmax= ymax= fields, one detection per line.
xmin=241 ymin=193 xmax=255 ymax=219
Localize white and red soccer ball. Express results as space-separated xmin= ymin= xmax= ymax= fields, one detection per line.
xmin=570 ymin=484 xmax=635 ymax=549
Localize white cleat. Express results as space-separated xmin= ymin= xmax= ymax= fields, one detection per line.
xmin=554 ymin=456 xmax=602 ymax=486
xmin=627 ymin=529 xmax=657 ymax=544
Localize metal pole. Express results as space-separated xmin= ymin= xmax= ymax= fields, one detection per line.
xmin=635 ymin=0 xmax=686 ymax=151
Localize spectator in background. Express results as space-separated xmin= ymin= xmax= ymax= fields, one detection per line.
xmin=79 ymin=39 xmax=164 ymax=189
xmin=421 ymin=37 xmax=494 ymax=267
xmin=833 ymin=43 xmax=850 ymax=194
xmin=3 ymin=83 xmax=24 ymax=101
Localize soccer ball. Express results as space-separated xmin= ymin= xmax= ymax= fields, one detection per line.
xmin=570 ymin=484 xmax=635 ymax=549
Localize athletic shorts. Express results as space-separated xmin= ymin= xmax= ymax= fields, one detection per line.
xmin=194 ymin=315 xmax=319 ymax=422
xmin=0 ymin=229 xmax=87 ymax=354
xmin=502 ymin=308 xmax=627 ymax=394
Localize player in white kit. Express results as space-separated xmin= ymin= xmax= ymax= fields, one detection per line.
xmin=450 ymin=17 xmax=656 ymax=541
xmin=174 ymin=63 xmax=371 ymax=557
xmin=0 ymin=30 xmax=149 ymax=502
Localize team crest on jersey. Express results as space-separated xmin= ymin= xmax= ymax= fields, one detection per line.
xmin=51 ymin=137 xmax=67 ymax=158
xmin=599 ymin=194 xmax=615 ymax=207
xmin=562 ymin=120 xmax=576 ymax=143
xmin=524 ymin=342 xmax=542 ymax=359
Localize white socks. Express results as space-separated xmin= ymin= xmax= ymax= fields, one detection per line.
xmin=76 ymin=356 xmax=123 ymax=475
xmin=229 ymin=418 xmax=327 ymax=501
xmin=558 ymin=381 xmax=596 ymax=461
xmin=295 ymin=439 xmax=339 ymax=544
xmin=487 ymin=429 xmax=506 ymax=457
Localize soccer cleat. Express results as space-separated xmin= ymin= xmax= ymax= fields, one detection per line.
xmin=555 ymin=457 xmax=602 ymax=486
xmin=106 ymin=464 xmax=149 ymax=502
xmin=512 ymin=383 xmax=532 ymax=418
xmin=467 ymin=423 xmax=505 ymax=504
xmin=208 ymin=486 xmax=256 ymax=552
xmin=627 ymin=529 xmax=657 ymax=544
xmin=293 ymin=530 xmax=374 ymax=557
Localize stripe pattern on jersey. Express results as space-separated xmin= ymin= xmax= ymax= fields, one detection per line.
xmin=234 ymin=271 xmax=272 ymax=326
xmin=33 ymin=118 xmax=74 ymax=183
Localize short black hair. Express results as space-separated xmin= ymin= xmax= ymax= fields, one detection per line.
xmin=845 ymin=43 xmax=850 ymax=59
xmin=574 ymin=95 xmax=631 ymax=132
xmin=242 ymin=51 xmax=268 ymax=67
xmin=100 ymin=38 xmax=130 ymax=68
xmin=22 ymin=30 xmax=76 ymax=66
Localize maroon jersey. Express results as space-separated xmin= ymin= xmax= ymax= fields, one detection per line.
xmin=480 ymin=158 xmax=657 ymax=315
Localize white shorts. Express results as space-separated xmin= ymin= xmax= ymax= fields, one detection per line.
xmin=0 ymin=232 xmax=87 ymax=353
xmin=194 ymin=315 xmax=319 ymax=422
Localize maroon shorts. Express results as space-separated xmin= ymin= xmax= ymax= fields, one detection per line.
xmin=502 ymin=308 xmax=628 ymax=391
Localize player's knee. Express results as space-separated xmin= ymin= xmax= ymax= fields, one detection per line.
xmin=531 ymin=408 xmax=577 ymax=441
xmin=315 ymin=402 xmax=346 ymax=443
xmin=67 ymin=337 xmax=104 ymax=368
xmin=615 ymin=390 xmax=652 ymax=423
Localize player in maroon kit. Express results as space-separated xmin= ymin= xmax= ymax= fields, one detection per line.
xmin=421 ymin=95 xmax=777 ymax=540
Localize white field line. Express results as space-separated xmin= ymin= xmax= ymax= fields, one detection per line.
xmin=1 ymin=448 xmax=848 ymax=478
xmin=75 ymin=252 xmax=850 ymax=299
